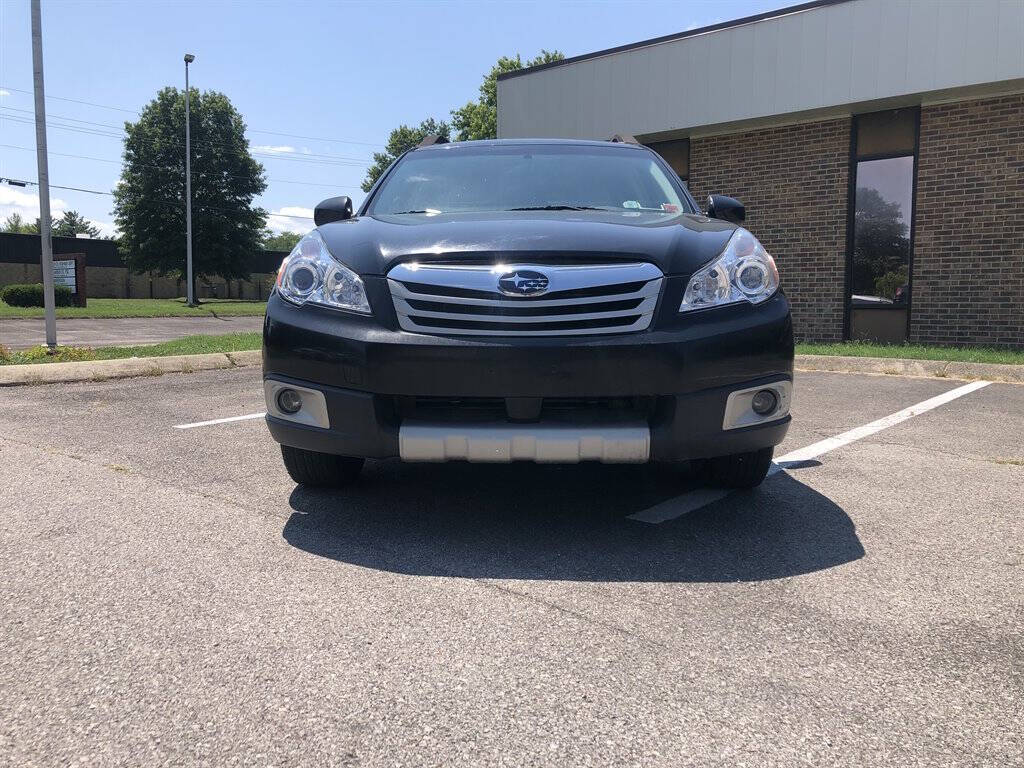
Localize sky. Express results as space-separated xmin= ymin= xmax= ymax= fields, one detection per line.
xmin=0 ymin=0 xmax=792 ymax=238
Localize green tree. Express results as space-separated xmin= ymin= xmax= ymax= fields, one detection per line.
xmin=52 ymin=210 xmax=100 ymax=238
xmin=361 ymin=118 xmax=451 ymax=193
xmin=262 ymin=230 xmax=303 ymax=252
xmin=451 ymin=50 xmax=565 ymax=142
xmin=1 ymin=212 xmax=34 ymax=233
xmin=113 ymin=87 xmax=267 ymax=297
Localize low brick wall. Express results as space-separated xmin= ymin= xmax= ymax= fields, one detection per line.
xmin=0 ymin=232 xmax=285 ymax=301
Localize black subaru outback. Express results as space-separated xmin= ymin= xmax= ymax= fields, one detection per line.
xmin=263 ymin=137 xmax=793 ymax=488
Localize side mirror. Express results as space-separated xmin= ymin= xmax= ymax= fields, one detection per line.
xmin=314 ymin=196 xmax=353 ymax=226
xmin=706 ymin=194 xmax=745 ymax=225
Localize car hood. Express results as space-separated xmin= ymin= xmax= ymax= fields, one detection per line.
xmin=316 ymin=210 xmax=737 ymax=277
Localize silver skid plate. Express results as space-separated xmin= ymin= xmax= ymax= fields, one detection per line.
xmin=399 ymin=420 xmax=650 ymax=464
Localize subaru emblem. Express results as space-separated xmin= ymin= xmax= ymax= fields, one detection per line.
xmin=498 ymin=269 xmax=549 ymax=297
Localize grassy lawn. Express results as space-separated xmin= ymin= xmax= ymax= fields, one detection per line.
xmin=0 ymin=298 xmax=266 ymax=319
xmin=796 ymin=341 xmax=1024 ymax=365
xmin=0 ymin=332 xmax=262 ymax=365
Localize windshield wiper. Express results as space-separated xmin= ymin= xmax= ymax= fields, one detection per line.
xmin=391 ymin=209 xmax=430 ymax=214
xmin=507 ymin=205 xmax=609 ymax=211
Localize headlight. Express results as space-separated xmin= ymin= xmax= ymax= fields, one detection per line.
xmin=680 ymin=228 xmax=779 ymax=312
xmin=275 ymin=230 xmax=370 ymax=314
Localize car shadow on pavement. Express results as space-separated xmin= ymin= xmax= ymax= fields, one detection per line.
xmin=282 ymin=461 xmax=864 ymax=583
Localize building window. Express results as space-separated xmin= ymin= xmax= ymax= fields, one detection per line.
xmin=645 ymin=139 xmax=689 ymax=181
xmin=847 ymin=108 xmax=918 ymax=343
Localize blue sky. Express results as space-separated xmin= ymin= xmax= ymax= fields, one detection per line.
xmin=1 ymin=0 xmax=789 ymax=237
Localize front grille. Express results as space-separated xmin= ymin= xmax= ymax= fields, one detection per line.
xmin=387 ymin=262 xmax=663 ymax=336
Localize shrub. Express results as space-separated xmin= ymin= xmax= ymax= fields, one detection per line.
xmin=0 ymin=283 xmax=74 ymax=308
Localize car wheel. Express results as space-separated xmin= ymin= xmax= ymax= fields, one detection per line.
xmin=280 ymin=445 xmax=364 ymax=487
xmin=703 ymin=447 xmax=774 ymax=489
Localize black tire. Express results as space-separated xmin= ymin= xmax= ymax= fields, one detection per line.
xmin=280 ymin=445 xmax=364 ymax=487
xmin=703 ymin=447 xmax=774 ymax=489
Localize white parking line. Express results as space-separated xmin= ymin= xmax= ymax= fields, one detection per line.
xmin=173 ymin=412 xmax=266 ymax=430
xmin=628 ymin=379 xmax=991 ymax=524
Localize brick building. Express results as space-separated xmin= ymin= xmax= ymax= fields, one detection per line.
xmin=497 ymin=0 xmax=1024 ymax=347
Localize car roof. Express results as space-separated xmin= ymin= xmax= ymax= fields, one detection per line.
xmin=411 ymin=138 xmax=649 ymax=153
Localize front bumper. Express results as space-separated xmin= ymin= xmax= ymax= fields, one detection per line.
xmin=262 ymin=290 xmax=794 ymax=462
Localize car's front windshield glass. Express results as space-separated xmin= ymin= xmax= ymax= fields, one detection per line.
xmin=367 ymin=144 xmax=691 ymax=215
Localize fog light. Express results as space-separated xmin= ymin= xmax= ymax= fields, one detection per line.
xmin=751 ymin=389 xmax=778 ymax=416
xmin=277 ymin=388 xmax=303 ymax=414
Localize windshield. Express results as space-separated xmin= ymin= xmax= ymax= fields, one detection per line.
xmin=367 ymin=144 xmax=692 ymax=215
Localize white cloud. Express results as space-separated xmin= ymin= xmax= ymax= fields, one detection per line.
xmin=252 ymin=144 xmax=296 ymax=154
xmin=0 ymin=186 xmax=68 ymax=224
xmin=684 ymin=16 xmax=725 ymax=31
xmin=88 ymin=219 xmax=118 ymax=238
xmin=0 ymin=89 xmax=10 ymax=97
xmin=266 ymin=206 xmax=314 ymax=233
xmin=0 ymin=187 xmax=116 ymax=236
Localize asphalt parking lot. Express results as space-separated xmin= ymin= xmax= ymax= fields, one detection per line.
xmin=2 ymin=368 xmax=1022 ymax=766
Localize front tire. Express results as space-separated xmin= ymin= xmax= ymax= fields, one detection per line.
xmin=281 ymin=445 xmax=364 ymax=487
xmin=702 ymin=447 xmax=774 ymax=489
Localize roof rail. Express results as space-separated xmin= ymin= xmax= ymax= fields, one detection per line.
xmin=417 ymin=134 xmax=449 ymax=147
xmin=607 ymin=133 xmax=640 ymax=145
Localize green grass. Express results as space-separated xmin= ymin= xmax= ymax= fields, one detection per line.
xmin=0 ymin=332 xmax=262 ymax=366
xmin=0 ymin=297 xmax=266 ymax=319
xmin=796 ymin=341 xmax=1024 ymax=366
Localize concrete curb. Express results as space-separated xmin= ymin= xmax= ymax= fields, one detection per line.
xmin=795 ymin=354 xmax=1023 ymax=384
xmin=0 ymin=349 xmax=262 ymax=387
xmin=1 ymin=349 xmax=1018 ymax=387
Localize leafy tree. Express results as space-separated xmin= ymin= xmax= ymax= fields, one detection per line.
xmin=263 ymin=230 xmax=303 ymax=252
xmin=451 ymin=50 xmax=565 ymax=142
xmin=113 ymin=87 xmax=267 ymax=297
xmin=361 ymin=118 xmax=450 ymax=193
xmin=874 ymin=265 xmax=909 ymax=301
xmin=1 ymin=212 xmax=34 ymax=233
xmin=52 ymin=210 xmax=100 ymax=238
xmin=852 ymin=186 xmax=909 ymax=296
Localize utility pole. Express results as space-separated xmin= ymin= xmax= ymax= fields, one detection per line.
xmin=184 ymin=53 xmax=196 ymax=307
xmin=31 ymin=0 xmax=56 ymax=349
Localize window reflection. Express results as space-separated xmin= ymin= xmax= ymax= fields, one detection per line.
xmin=849 ymin=156 xmax=913 ymax=342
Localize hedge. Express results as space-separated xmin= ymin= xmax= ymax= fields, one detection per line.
xmin=0 ymin=283 xmax=75 ymax=308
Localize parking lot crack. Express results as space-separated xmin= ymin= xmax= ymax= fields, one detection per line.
xmin=476 ymin=580 xmax=668 ymax=650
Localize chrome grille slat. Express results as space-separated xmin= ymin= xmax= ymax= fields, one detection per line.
xmin=392 ymin=296 xmax=657 ymax=324
xmin=388 ymin=278 xmax=660 ymax=307
xmin=388 ymin=262 xmax=664 ymax=337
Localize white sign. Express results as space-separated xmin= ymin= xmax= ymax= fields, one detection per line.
xmin=53 ymin=259 xmax=76 ymax=292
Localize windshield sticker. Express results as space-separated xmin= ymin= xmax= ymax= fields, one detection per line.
xmin=622 ymin=200 xmax=641 ymax=209
xmin=661 ymin=203 xmax=679 ymax=213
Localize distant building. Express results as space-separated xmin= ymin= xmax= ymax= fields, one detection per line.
xmin=497 ymin=0 xmax=1024 ymax=347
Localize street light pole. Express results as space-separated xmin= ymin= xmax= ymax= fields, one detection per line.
xmin=184 ymin=53 xmax=196 ymax=307
xmin=31 ymin=0 xmax=57 ymax=350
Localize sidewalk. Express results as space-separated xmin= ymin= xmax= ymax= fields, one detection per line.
xmin=0 ymin=316 xmax=264 ymax=350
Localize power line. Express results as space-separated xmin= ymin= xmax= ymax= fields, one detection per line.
xmin=0 ymin=84 xmax=384 ymax=148
xmin=0 ymin=111 xmax=373 ymax=167
xmin=1 ymin=106 xmax=376 ymax=163
xmin=0 ymin=142 xmax=365 ymax=191
xmin=1 ymin=176 xmax=315 ymax=220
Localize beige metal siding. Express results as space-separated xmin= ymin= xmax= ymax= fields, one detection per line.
xmin=497 ymin=0 xmax=1024 ymax=139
